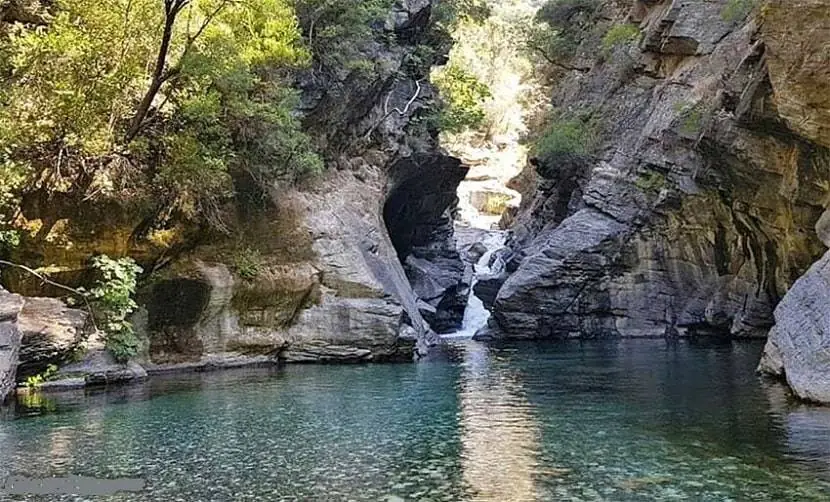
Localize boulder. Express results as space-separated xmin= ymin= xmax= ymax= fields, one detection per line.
xmin=0 ymin=289 xmax=24 ymax=402
xmin=759 ymin=251 xmax=830 ymax=403
xmin=58 ymin=349 xmax=147 ymax=387
xmin=17 ymin=297 xmax=88 ymax=378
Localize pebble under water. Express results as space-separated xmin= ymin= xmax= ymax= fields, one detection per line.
xmin=2 ymin=340 xmax=830 ymax=501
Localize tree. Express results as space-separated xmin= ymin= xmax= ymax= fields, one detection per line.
xmin=0 ymin=0 xmax=319 ymax=230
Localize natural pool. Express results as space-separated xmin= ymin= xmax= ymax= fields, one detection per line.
xmin=2 ymin=340 xmax=830 ymax=501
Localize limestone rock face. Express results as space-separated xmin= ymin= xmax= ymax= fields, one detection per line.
xmin=762 ymin=0 xmax=830 ymax=148
xmin=140 ymin=162 xmax=445 ymax=365
xmin=486 ymin=0 xmax=830 ymax=340
xmin=0 ymin=289 xmax=24 ymax=402
xmin=17 ymin=297 xmax=87 ymax=378
xmin=759 ymin=252 xmax=830 ymax=403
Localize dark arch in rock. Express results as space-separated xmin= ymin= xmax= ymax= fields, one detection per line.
xmin=383 ymin=154 xmax=470 ymax=333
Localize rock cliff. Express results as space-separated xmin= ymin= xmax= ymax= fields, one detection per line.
xmin=481 ymin=0 xmax=830 ymax=341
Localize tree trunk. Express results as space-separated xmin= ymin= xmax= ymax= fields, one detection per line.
xmin=124 ymin=1 xmax=186 ymax=143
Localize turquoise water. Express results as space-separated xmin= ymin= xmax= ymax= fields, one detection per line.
xmin=2 ymin=340 xmax=830 ymax=501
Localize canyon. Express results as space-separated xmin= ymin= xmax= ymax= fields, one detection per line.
xmin=1 ymin=0 xmax=830 ymax=407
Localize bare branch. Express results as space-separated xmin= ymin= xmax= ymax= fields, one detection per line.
xmin=364 ymin=80 xmax=422 ymax=141
xmin=0 ymin=260 xmax=99 ymax=333
xmin=528 ymin=44 xmax=591 ymax=72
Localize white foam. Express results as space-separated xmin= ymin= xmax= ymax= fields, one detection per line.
xmin=442 ymin=231 xmax=506 ymax=340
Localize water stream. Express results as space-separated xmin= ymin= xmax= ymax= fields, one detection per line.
xmin=441 ymin=231 xmax=506 ymax=340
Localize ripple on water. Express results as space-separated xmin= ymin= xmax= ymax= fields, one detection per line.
xmin=1 ymin=340 xmax=830 ymax=501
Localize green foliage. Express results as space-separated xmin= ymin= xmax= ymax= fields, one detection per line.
xmin=0 ymin=230 xmax=20 ymax=251
xmin=432 ymin=64 xmax=492 ymax=134
xmin=0 ymin=0 xmax=320 ymax=229
xmin=231 ymin=247 xmax=263 ymax=281
xmin=527 ymin=0 xmax=600 ymax=63
xmin=0 ymin=158 xmax=25 ymax=253
xmin=295 ymin=0 xmax=392 ymax=73
xmin=721 ymin=0 xmax=757 ymax=22
xmin=24 ymin=364 xmax=59 ymax=389
xmin=602 ymin=24 xmax=640 ymax=53
xmin=533 ymin=113 xmax=597 ymax=164
xmin=85 ymin=256 xmax=143 ymax=363
xmin=1 ymin=0 xmax=158 ymax=159
xmin=432 ymin=0 xmax=492 ymax=30
xmin=635 ymin=171 xmax=667 ymax=193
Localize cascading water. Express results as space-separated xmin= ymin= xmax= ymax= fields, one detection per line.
xmin=442 ymin=231 xmax=506 ymax=339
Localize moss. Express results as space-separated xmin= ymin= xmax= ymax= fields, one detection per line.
xmin=635 ymin=171 xmax=667 ymax=193
xmin=721 ymin=0 xmax=758 ymax=23
xmin=673 ymin=100 xmax=710 ymax=137
xmin=602 ymin=23 xmax=640 ymax=53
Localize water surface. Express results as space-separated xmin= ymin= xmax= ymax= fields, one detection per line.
xmin=2 ymin=340 xmax=830 ymax=501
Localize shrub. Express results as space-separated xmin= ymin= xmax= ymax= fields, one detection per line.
xmin=232 ymin=247 xmax=263 ymax=281
xmin=533 ymin=114 xmax=597 ymax=165
xmin=85 ymin=256 xmax=143 ymax=363
xmin=24 ymin=364 xmax=59 ymax=389
xmin=294 ymin=0 xmax=393 ymax=72
xmin=527 ymin=0 xmax=601 ymax=63
xmin=432 ymin=64 xmax=492 ymax=134
xmin=602 ymin=24 xmax=640 ymax=53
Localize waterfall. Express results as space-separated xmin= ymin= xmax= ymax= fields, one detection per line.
xmin=442 ymin=231 xmax=506 ymax=340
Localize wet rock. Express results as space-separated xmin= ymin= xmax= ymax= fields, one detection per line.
xmin=474 ymin=277 xmax=505 ymax=311
xmin=759 ymin=251 xmax=830 ymax=403
xmin=0 ymin=289 xmax=24 ymax=402
xmin=464 ymin=242 xmax=489 ymax=264
xmin=59 ymin=349 xmax=147 ymax=386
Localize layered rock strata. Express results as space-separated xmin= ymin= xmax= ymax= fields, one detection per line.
xmin=483 ymin=0 xmax=830 ymax=341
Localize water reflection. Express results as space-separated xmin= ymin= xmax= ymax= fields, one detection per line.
xmin=762 ymin=380 xmax=830 ymax=474
xmin=456 ymin=341 xmax=541 ymax=500
xmin=2 ymin=341 xmax=830 ymax=501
